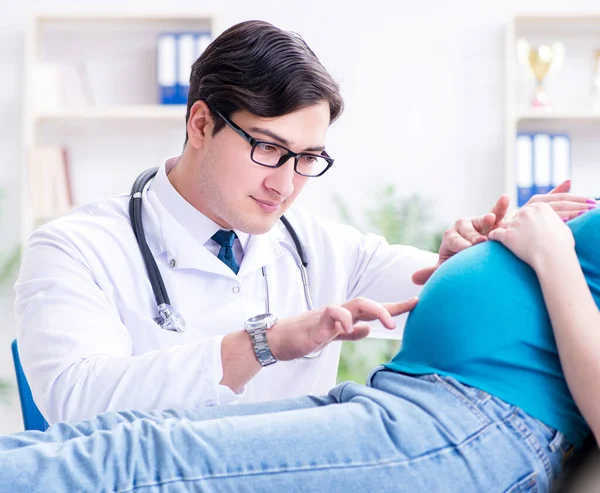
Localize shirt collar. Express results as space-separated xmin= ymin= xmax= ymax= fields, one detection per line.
xmin=149 ymin=156 xmax=250 ymax=250
xmin=142 ymin=156 xmax=277 ymax=277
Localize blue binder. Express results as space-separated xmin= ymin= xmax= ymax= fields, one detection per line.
xmin=533 ymin=133 xmax=553 ymax=195
xmin=516 ymin=133 xmax=534 ymax=206
xmin=157 ymin=33 xmax=178 ymax=105
xmin=158 ymin=31 xmax=212 ymax=105
xmin=550 ymin=133 xmax=571 ymax=188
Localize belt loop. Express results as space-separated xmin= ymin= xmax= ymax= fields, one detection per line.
xmin=548 ymin=430 xmax=564 ymax=453
xmin=366 ymin=365 xmax=385 ymax=387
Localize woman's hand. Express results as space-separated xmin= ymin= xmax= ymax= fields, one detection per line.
xmin=524 ymin=180 xmax=595 ymax=222
xmin=525 ymin=192 xmax=594 ymax=221
xmin=411 ymin=180 xmax=593 ymax=285
xmin=488 ymin=202 xmax=575 ymax=273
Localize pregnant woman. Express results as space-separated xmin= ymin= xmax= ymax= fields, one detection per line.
xmin=1 ymin=202 xmax=598 ymax=493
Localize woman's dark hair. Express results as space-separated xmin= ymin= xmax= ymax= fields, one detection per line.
xmin=184 ymin=20 xmax=344 ymax=143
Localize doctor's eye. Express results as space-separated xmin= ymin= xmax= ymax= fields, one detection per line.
xmin=255 ymin=142 xmax=280 ymax=154
xmin=298 ymin=155 xmax=318 ymax=165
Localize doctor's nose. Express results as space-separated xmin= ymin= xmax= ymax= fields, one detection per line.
xmin=264 ymin=157 xmax=296 ymax=198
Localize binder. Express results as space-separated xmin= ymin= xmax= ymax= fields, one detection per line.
xmin=177 ymin=33 xmax=196 ymax=104
xmin=551 ymin=134 xmax=571 ymax=187
xmin=196 ymin=32 xmax=212 ymax=59
xmin=516 ymin=133 xmax=534 ymax=206
xmin=533 ymin=133 xmax=552 ymax=195
xmin=157 ymin=31 xmax=212 ymax=105
xmin=157 ymin=33 xmax=178 ymax=104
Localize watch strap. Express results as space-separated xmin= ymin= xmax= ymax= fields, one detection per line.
xmin=245 ymin=314 xmax=278 ymax=367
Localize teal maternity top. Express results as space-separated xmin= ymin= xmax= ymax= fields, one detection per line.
xmin=386 ymin=208 xmax=600 ymax=447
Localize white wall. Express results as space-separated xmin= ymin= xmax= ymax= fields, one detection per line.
xmin=1 ymin=0 xmax=599 ymax=434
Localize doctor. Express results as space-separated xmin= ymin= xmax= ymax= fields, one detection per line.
xmin=14 ymin=20 xmax=591 ymax=424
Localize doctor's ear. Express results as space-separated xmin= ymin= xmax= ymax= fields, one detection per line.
xmin=186 ymin=101 xmax=214 ymax=149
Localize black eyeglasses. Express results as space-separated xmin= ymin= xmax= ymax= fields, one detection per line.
xmin=211 ymin=108 xmax=334 ymax=178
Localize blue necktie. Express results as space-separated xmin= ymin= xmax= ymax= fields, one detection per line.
xmin=211 ymin=230 xmax=240 ymax=274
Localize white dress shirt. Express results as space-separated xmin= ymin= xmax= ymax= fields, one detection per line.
xmin=14 ymin=158 xmax=437 ymax=423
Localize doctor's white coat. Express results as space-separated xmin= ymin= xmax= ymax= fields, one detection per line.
xmin=14 ymin=163 xmax=436 ymax=423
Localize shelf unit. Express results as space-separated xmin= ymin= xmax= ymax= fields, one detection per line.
xmin=504 ymin=14 xmax=600 ymax=209
xmin=22 ymin=12 xmax=218 ymax=245
xmin=34 ymin=105 xmax=188 ymax=122
xmin=515 ymin=109 xmax=600 ymax=121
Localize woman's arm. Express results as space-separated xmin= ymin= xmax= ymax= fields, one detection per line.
xmin=489 ymin=203 xmax=600 ymax=441
xmin=535 ymin=248 xmax=600 ymax=441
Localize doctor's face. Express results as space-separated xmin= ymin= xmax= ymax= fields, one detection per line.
xmin=194 ymin=101 xmax=331 ymax=234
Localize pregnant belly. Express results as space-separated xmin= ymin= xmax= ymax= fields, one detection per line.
xmin=396 ymin=241 xmax=553 ymax=371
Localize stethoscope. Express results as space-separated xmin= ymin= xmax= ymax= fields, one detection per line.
xmin=129 ymin=167 xmax=321 ymax=358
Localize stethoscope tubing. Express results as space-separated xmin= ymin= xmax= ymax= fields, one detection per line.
xmin=130 ymin=167 xmax=321 ymax=358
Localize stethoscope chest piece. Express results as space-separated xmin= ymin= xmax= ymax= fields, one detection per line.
xmin=155 ymin=303 xmax=187 ymax=333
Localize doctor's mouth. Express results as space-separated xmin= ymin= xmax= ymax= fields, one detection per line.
xmin=252 ymin=196 xmax=283 ymax=213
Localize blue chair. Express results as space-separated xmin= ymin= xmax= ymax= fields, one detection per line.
xmin=11 ymin=340 xmax=49 ymax=431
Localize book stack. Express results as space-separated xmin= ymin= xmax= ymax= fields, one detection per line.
xmin=33 ymin=62 xmax=94 ymax=111
xmin=515 ymin=133 xmax=571 ymax=206
xmin=28 ymin=147 xmax=73 ymax=226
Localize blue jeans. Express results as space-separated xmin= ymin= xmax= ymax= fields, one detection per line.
xmin=0 ymin=368 xmax=572 ymax=492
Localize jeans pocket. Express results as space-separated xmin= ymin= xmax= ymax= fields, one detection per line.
xmin=546 ymin=428 xmax=575 ymax=467
xmin=525 ymin=412 xmax=571 ymax=457
xmin=513 ymin=409 xmax=571 ymax=484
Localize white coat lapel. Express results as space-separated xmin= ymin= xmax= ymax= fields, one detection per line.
xmin=145 ymin=191 xmax=237 ymax=278
xmin=237 ymin=230 xmax=280 ymax=277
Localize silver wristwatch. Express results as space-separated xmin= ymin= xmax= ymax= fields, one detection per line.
xmin=244 ymin=313 xmax=278 ymax=367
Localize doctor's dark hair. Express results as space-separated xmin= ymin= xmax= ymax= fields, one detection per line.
xmin=184 ymin=20 xmax=344 ymax=143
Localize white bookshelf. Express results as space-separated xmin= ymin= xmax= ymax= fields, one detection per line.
xmin=34 ymin=105 xmax=187 ymax=122
xmin=516 ymin=109 xmax=600 ymax=121
xmin=504 ymin=14 xmax=600 ymax=209
xmin=22 ymin=12 xmax=218 ymax=245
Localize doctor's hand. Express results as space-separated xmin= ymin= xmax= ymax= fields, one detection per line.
xmin=411 ymin=193 xmax=510 ymax=285
xmin=268 ymin=297 xmax=418 ymax=362
xmin=411 ymin=180 xmax=592 ymax=285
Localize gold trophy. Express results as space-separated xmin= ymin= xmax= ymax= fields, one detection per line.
xmin=517 ymin=39 xmax=565 ymax=107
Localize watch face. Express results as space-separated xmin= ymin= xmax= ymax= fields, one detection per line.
xmin=245 ymin=313 xmax=278 ymax=331
xmin=246 ymin=314 xmax=271 ymax=324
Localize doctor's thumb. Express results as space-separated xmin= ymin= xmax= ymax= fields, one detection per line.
xmin=336 ymin=323 xmax=370 ymax=341
xmin=411 ymin=266 xmax=437 ymax=285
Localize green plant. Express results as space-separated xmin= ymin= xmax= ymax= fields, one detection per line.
xmin=335 ymin=185 xmax=444 ymax=384
xmin=334 ymin=185 xmax=443 ymax=253
xmin=0 ymin=248 xmax=21 ymax=288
